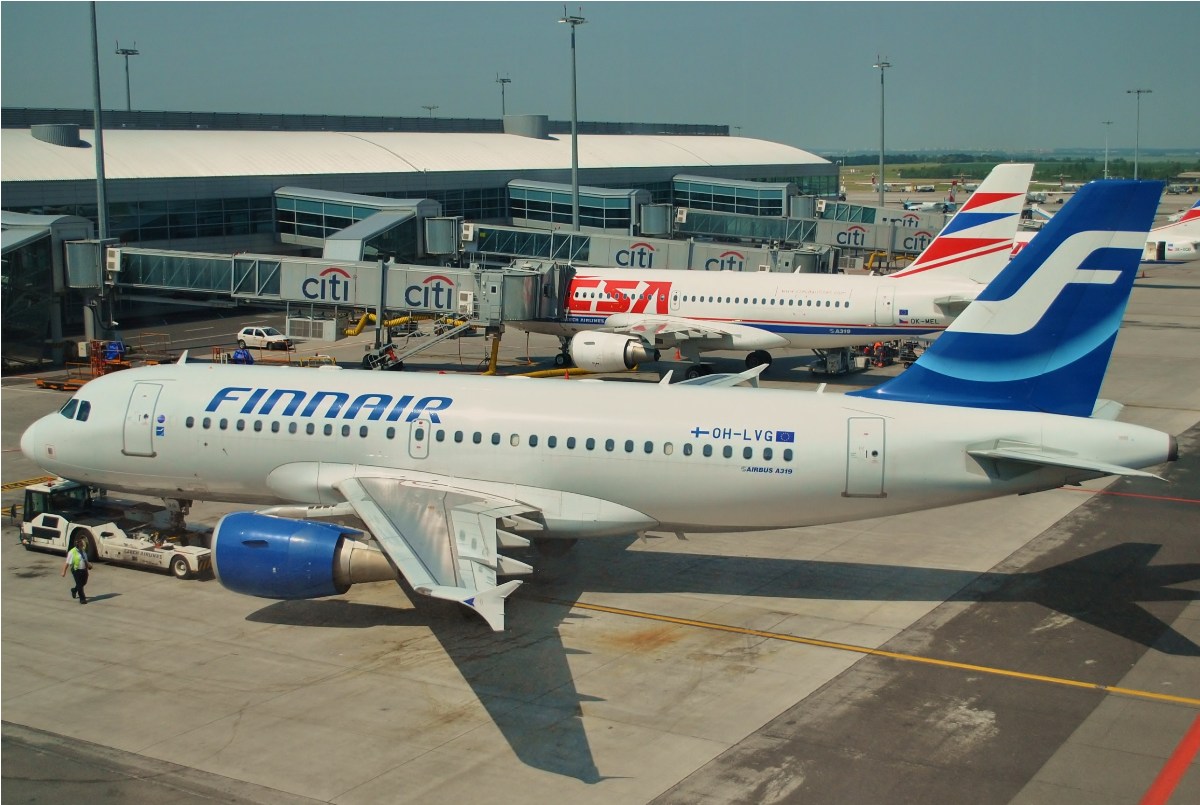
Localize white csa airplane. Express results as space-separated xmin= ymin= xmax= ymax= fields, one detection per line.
xmin=1143 ymin=198 xmax=1200 ymax=263
xmin=1013 ymin=197 xmax=1200 ymax=264
xmin=20 ymin=180 xmax=1175 ymax=631
xmin=520 ymin=164 xmax=1033 ymax=378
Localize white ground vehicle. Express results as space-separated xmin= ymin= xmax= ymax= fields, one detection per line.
xmin=17 ymin=478 xmax=212 ymax=580
xmin=236 ymin=326 xmax=292 ymax=350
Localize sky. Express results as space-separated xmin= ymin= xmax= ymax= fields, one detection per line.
xmin=2 ymin=1 xmax=1197 ymax=155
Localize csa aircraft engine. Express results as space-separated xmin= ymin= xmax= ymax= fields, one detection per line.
xmin=212 ymin=513 xmax=396 ymax=599
xmin=568 ymin=331 xmax=659 ymax=372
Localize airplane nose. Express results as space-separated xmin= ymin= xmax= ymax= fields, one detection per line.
xmin=20 ymin=420 xmax=40 ymax=463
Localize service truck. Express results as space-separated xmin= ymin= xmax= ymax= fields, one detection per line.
xmin=17 ymin=477 xmax=212 ymax=580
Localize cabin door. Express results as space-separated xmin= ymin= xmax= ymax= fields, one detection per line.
xmin=844 ymin=417 xmax=886 ymax=497
xmin=875 ymin=286 xmax=896 ymax=326
xmin=122 ymin=382 xmax=162 ymax=457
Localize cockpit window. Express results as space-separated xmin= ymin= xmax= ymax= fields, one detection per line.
xmin=76 ymin=401 xmax=91 ymax=422
xmin=60 ymin=400 xmax=79 ymax=419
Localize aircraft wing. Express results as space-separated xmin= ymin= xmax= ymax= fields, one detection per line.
xmin=602 ymin=313 xmax=790 ymax=351
xmin=334 ymin=476 xmax=537 ymax=630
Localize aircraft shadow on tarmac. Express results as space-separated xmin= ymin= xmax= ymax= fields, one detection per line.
xmin=246 ymin=536 xmax=1199 ymax=783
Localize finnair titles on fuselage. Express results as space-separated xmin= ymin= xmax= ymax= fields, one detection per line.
xmin=517 ymin=164 xmax=1034 ymax=375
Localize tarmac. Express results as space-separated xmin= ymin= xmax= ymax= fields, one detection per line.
xmin=2 ymin=200 xmax=1198 ymax=804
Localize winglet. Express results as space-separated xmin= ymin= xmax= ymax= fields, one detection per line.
xmin=176 ymin=350 xmax=190 ymax=364
xmin=850 ymin=180 xmax=1165 ymax=416
xmin=421 ymin=580 xmax=523 ymax=631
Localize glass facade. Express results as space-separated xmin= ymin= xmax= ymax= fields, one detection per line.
xmin=276 ymin=197 xmax=383 ymax=241
xmin=673 ymin=178 xmax=790 ymax=217
xmin=8 ymin=197 xmax=274 ymax=245
xmin=1 ymin=232 xmax=55 ymax=365
xmin=474 ymin=227 xmax=590 ymax=262
xmin=509 ymin=185 xmax=634 ymax=231
xmin=675 ymin=211 xmax=818 ymax=246
xmin=399 ymin=187 xmax=508 ymax=221
xmin=121 ymin=251 xmax=279 ymax=296
xmin=362 ymin=218 xmax=419 ymax=263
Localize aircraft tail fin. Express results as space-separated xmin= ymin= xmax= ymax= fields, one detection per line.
xmin=891 ymin=163 xmax=1033 ymax=283
xmin=850 ymin=180 xmax=1164 ymax=417
xmin=1154 ymin=198 xmax=1200 ymax=234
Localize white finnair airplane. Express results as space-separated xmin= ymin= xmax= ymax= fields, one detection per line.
xmin=518 ymin=164 xmax=1033 ymax=378
xmin=19 ymin=180 xmax=1175 ymax=631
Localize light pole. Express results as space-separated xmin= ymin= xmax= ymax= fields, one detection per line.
xmin=422 ymin=105 xmax=439 ymax=118
xmin=874 ymin=56 xmax=891 ymax=209
xmin=558 ymin=7 xmax=586 ymax=231
xmin=1126 ymin=89 xmax=1151 ymax=180
xmin=115 ymin=41 xmax=139 ymax=112
xmin=1101 ymin=120 xmax=1113 ymax=179
xmin=496 ymin=74 xmax=512 ymax=117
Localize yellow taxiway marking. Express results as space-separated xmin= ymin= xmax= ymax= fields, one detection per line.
xmin=1 ymin=476 xmax=56 ymax=493
xmin=559 ymin=599 xmax=1200 ymax=709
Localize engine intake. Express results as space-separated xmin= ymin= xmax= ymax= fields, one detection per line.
xmin=569 ymin=331 xmax=658 ymax=372
xmin=212 ymin=512 xmax=395 ymax=600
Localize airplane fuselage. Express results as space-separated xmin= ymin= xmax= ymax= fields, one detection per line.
xmin=22 ymin=364 xmax=1173 ymax=537
xmin=519 ymin=268 xmax=972 ymax=348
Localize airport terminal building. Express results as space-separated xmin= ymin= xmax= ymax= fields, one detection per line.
xmin=1 ymin=110 xmax=843 ymax=367
xmin=1 ymin=111 xmax=836 ymax=255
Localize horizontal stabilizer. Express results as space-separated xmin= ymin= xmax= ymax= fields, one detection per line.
xmin=968 ymin=447 xmax=1165 ymax=480
xmin=675 ymin=363 xmax=767 ymax=388
xmin=1090 ymin=399 xmax=1124 ymax=421
xmin=420 ymin=580 xmax=523 ymax=631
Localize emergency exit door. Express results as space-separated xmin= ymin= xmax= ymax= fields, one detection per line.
xmin=122 ymin=382 xmax=162 ymax=457
xmin=875 ymin=287 xmax=895 ymax=326
xmin=409 ymin=418 xmax=430 ymax=459
xmin=844 ymin=417 xmax=886 ymax=497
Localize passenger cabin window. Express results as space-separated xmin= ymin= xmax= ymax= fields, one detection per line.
xmin=186 ymin=416 xmax=195 ymax=428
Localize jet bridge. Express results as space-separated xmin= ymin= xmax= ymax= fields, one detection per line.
xmin=91 ymin=246 xmax=567 ymax=337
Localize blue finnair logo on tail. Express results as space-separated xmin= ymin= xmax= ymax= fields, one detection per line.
xmin=851 ymin=181 xmax=1165 ymax=416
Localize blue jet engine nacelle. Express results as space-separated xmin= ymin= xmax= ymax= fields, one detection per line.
xmin=212 ymin=512 xmax=395 ymax=600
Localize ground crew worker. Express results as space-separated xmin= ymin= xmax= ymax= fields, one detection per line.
xmin=61 ymin=539 xmax=92 ymax=604
xmin=873 ymin=341 xmax=886 ymax=368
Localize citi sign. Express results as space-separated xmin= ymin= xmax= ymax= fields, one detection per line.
xmin=902 ymin=231 xmax=935 ymax=252
xmin=901 ymin=213 xmax=921 ymax=229
xmin=705 ymin=250 xmax=745 ymax=271
xmin=615 ymin=242 xmax=656 ymax=268
xmin=406 ymin=274 xmax=456 ymax=310
xmin=302 ymin=267 xmax=352 ymax=302
xmin=836 ymin=225 xmax=868 ymax=247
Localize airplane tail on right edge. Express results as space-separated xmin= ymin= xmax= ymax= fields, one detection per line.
xmin=890 ymin=162 xmax=1034 ymax=284
xmin=850 ymin=180 xmax=1165 ymax=417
